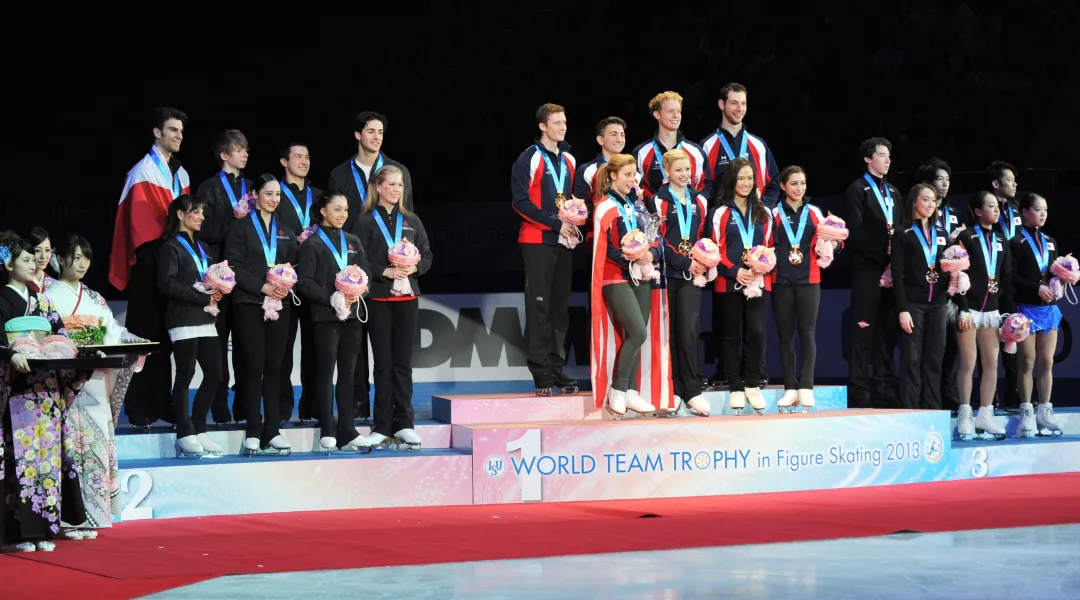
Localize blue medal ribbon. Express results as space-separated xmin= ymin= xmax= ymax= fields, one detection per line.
xmin=780 ymin=203 xmax=809 ymax=250
xmin=374 ymin=209 xmax=403 ymax=249
xmin=671 ymin=186 xmax=694 ymax=242
xmin=350 ymin=155 xmax=385 ymax=204
xmin=974 ymin=225 xmax=998 ymax=279
xmin=609 ymin=194 xmax=637 ymax=231
xmin=863 ymin=173 xmax=893 ymax=229
xmin=280 ymin=182 xmax=313 ymax=228
xmin=149 ymin=148 xmax=181 ymax=198
xmin=176 ymin=235 xmax=208 ymax=278
xmin=731 ymin=205 xmax=755 ymax=250
xmin=250 ymin=213 xmax=278 ymax=267
xmin=940 ymin=205 xmax=952 ymax=236
xmin=317 ymin=227 xmax=348 ymax=271
xmin=651 ymin=139 xmax=684 ymax=182
xmin=913 ymin=224 xmax=939 ymax=272
xmin=716 ymin=130 xmax=748 ymax=163
xmin=219 ymin=171 xmax=247 ymax=208
xmin=1021 ymin=228 xmax=1049 ymax=275
xmin=535 ymin=145 xmax=568 ymax=197
xmin=1001 ymin=204 xmax=1018 ymax=239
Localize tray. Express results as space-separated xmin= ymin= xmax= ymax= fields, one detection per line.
xmin=78 ymin=342 xmax=161 ymax=356
xmin=27 ymin=355 xmax=139 ymax=370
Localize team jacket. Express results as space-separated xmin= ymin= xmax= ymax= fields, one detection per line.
xmin=1009 ymin=226 xmax=1060 ymax=307
xmin=700 ymin=127 xmax=779 ymax=206
xmin=510 ymin=139 xmax=577 ymax=245
xmin=890 ymin=223 xmax=950 ymax=311
xmin=276 ymin=179 xmax=323 ymax=238
xmin=157 ymin=232 xmax=217 ymax=330
xmin=844 ymin=171 xmax=902 ymax=271
xmin=652 ymin=184 xmax=707 ymax=279
xmin=197 ymin=171 xmax=253 ymax=262
xmin=296 ymin=225 xmax=370 ymax=322
xmin=770 ymin=201 xmax=841 ymax=286
xmin=598 ymin=191 xmax=662 ymax=284
xmin=632 ymin=131 xmax=708 ymax=200
xmin=327 ymin=154 xmax=415 ymax=231
xmin=353 ymin=205 xmax=434 ymax=299
xmin=998 ymin=199 xmax=1024 ymax=241
xmin=954 ymin=225 xmax=1013 ymax=314
xmin=936 ymin=198 xmax=969 ymax=240
xmin=224 ymin=211 xmax=299 ymax=307
xmin=710 ymin=202 xmax=774 ymax=293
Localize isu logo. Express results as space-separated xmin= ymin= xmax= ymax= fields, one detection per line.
xmin=484 ymin=455 xmax=507 ymax=478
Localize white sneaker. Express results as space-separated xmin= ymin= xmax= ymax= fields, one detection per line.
xmin=777 ymin=390 xmax=799 ymax=413
xmin=175 ymin=435 xmax=204 ymax=457
xmin=243 ymin=438 xmax=261 ymax=454
xmin=395 ymin=428 xmax=422 ymax=450
xmin=319 ymin=436 xmax=338 ymax=451
xmin=745 ymin=388 xmax=766 ymax=414
xmin=196 ymin=433 xmax=224 ymax=454
xmin=956 ymin=404 xmax=974 ymax=440
xmin=686 ymin=395 xmax=710 ymax=416
xmin=798 ymin=389 xmax=815 ymax=410
xmin=607 ymin=389 xmax=627 ymax=417
xmin=624 ymin=390 xmax=654 ymax=414
xmin=1037 ymin=403 xmax=1063 ymax=436
xmin=1018 ymin=403 xmax=1037 ymax=438
xmin=975 ymin=405 xmax=1005 ymax=439
xmin=729 ymin=391 xmax=747 ymax=412
xmin=342 ymin=434 xmax=373 ymax=451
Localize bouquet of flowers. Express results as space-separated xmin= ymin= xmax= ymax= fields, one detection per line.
xmin=690 ymin=239 xmax=721 ymax=288
xmin=1049 ymin=254 xmax=1080 ymax=304
xmin=61 ymin=314 xmax=106 ymax=346
xmin=940 ymin=245 xmax=971 ymax=296
xmin=298 ymin=224 xmax=318 ymax=244
xmin=880 ymin=265 xmax=893 ymax=288
xmin=232 ymin=191 xmax=256 ymax=219
xmin=330 ymin=264 xmax=369 ymax=321
xmin=388 ymin=239 xmax=421 ymax=296
xmin=262 ymin=263 xmax=299 ymax=321
xmin=815 ymin=213 xmax=848 ymax=268
xmin=41 ymin=335 xmax=77 ymax=359
xmin=742 ymin=245 xmax=776 ymax=298
xmin=621 ymin=229 xmax=659 ymax=283
xmin=558 ymin=197 xmax=588 ymax=249
xmin=194 ymin=261 xmax=237 ymax=316
xmin=1000 ymin=312 xmax=1032 ymax=354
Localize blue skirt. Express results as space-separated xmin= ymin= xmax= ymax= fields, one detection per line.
xmin=1017 ymin=303 xmax=1063 ymax=333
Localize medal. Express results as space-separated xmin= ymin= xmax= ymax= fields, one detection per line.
xmin=536 ymin=145 xmax=568 ymax=208
xmin=672 ymin=186 xmax=696 ymax=259
xmin=987 ymin=277 xmax=999 ymax=294
xmin=679 ymin=239 xmax=693 ymax=256
xmin=913 ymin=223 xmax=940 ymax=285
xmin=975 ymin=225 xmax=1000 ymax=297
xmin=779 ymin=203 xmax=809 ymax=267
xmin=741 ymin=249 xmax=750 ymax=265
xmin=731 ymin=206 xmax=755 ymax=266
xmin=789 ymin=247 xmax=803 ymax=265
xmin=555 ymin=192 xmax=566 ymax=208
xmin=926 ymin=268 xmax=939 ymax=284
xmin=865 ymin=173 xmax=894 ymax=237
xmin=888 ymin=225 xmax=895 ymax=237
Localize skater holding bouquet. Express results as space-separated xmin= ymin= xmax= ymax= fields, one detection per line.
xmin=355 ymin=166 xmax=432 ymax=450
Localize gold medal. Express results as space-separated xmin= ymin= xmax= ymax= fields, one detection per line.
xmin=741 ymin=249 xmax=750 ymax=265
xmin=926 ymin=268 xmax=939 ymax=284
xmin=887 ymin=224 xmax=895 ymax=237
xmin=789 ymin=246 xmax=803 ymax=265
xmin=555 ymin=192 xmax=566 ymax=208
xmin=987 ymin=277 xmax=999 ymax=294
xmin=678 ymin=239 xmax=693 ymax=256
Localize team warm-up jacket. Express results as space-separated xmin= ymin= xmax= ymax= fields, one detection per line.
xmin=157 ymin=232 xmax=217 ymax=330
xmin=224 ymin=211 xmax=300 ymax=307
xmin=632 ymin=132 xmax=708 ymax=200
xmin=954 ymin=225 xmax=1013 ymax=314
xmin=1009 ymin=226 xmax=1060 ymax=306
xmin=710 ymin=202 xmax=774 ymax=293
xmin=890 ymin=223 xmax=950 ymax=312
xmin=771 ymin=201 xmax=841 ymax=286
xmin=352 ymin=205 xmax=434 ymax=299
xmin=296 ymin=224 xmax=370 ymax=322
xmin=652 ymin=184 xmax=707 ymax=279
xmin=511 ymin=140 xmax=577 ymax=245
xmin=700 ymin=127 xmax=779 ymax=206
xmin=844 ymin=171 xmax=902 ymax=271
xmin=327 ymin=154 xmax=414 ymax=231
xmin=998 ymin=199 xmax=1023 ymax=241
xmin=936 ymin=198 xmax=969 ymax=240
xmin=276 ymin=179 xmax=323 ymax=238
xmin=197 ymin=171 xmax=253 ymax=262
xmin=598 ymin=191 xmax=662 ymax=284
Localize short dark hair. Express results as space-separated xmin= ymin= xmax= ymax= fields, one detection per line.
xmin=917 ymin=157 xmax=952 ymax=184
xmin=354 ymin=111 xmax=388 ymax=134
xmin=719 ymin=82 xmax=748 ymax=103
xmin=860 ymin=137 xmax=892 ymax=160
xmin=595 ymin=117 xmax=627 ymax=136
xmin=151 ymin=107 xmax=187 ymax=132
xmin=213 ymin=130 xmax=248 ymax=167
xmin=280 ymin=142 xmax=309 ymax=162
xmin=253 ymin=173 xmax=278 ymax=195
xmin=987 ymin=160 xmax=1016 ymax=184
xmin=57 ymin=233 xmax=94 ymax=272
xmin=969 ymin=190 xmax=996 ymax=220
xmin=1018 ymin=191 xmax=1045 ymax=213
xmin=535 ymin=103 xmax=565 ymax=125
xmin=315 ymin=190 xmax=348 ymax=216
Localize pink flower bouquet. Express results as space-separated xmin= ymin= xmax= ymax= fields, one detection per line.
xmin=262 ymin=263 xmax=298 ymax=321
xmin=880 ymin=265 xmax=893 ymax=288
xmin=41 ymin=335 xmax=77 ymax=359
xmin=941 ymin=245 xmax=971 ymax=296
xmin=691 ymin=238 xmax=721 ymax=287
xmin=743 ymin=245 xmax=776 ymax=298
xmin=330 ymin=264 xmax=369 ymax=321
xmin=814 ymin=214 xmax=848 ymax=268
xmin=297 ymin=225 xmax=318 ymax=244
xmin=1049 ymin=254 xmax=1079 ymax=303
xmin=621 ymin=229 xmax=658 ymax=283
xmin=194 ymin=261 xmax=237 ymax=316
xmin=232 ymin=191 xmax=256 ymax=219
xmin=388 ymin=240 xmax=421 ymax=296
xmin=1000 ymin=312 xmax=1032 ymax=354
xmin=559 ymin=197 xmax=588 ymax=227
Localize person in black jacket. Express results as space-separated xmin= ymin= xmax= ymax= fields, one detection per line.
xmin=297 ymin=191 xmax=374 ymax=452
xmin=1010 ymin=192 xmax=1064 ymax=437
xmin=276 ymin=142 xmax=321 ymax=424
xmin=196 ymin=129 xmax=252 ymax=425
xmin=892 ymin=184 xmax=950 ymax=411
xmin=225 ymin=174 xmax=297 ymax=455
xmin=354 ymin=165 xmax=433 ymax=449
xmin=122 ymin=237 xmax=174 ymax=427
xmin=844 ymin=137 xmax=901 ymax=409
xmin=157 ymin=194 xmax=225 ymax=458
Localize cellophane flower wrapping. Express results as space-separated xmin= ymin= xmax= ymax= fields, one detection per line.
xmin=691 ymin=239 xmax=721 ymax=287
xmin=941 ymin=245 xmax=971 ymax=296
xmin=388 ymin=239 xmax=421 ymax=296
xmin=1049 ymin=255 xmax=1080 ymax=300
xmin=232 ymin=192 xmax=256 ymax=219
xmin=880 ymin=265 xmax=893 ymax=288
xmin=61 ymin=314 xmax=106 ymax=346
xmin=559 ymin=198 xmax=588 ymax=227
xmin=41 ymin=335 xmax=77 ymax=359
xmin=10 ymin=337 xmax=44 ymax=358
xmin=194 ymin=261 xmax=237 ymax=316
xmin=297 ymin=225 xmax=318 ymax=244
xmin=1000 ymin=312 xmax=1032 ymax=354
xmin=262 ymin=263 xmax=298 ymax=321
xmin=743 ymin=245 xmax=776 ymax=298
xmin=330 ymin=264 xmax=369 ymax=320
xmin=815 ymin=214 xmax=847 ymax=268
xmin=620 ymin=229 xmax=658 ymax=282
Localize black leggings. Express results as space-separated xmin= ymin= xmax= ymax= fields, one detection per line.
xmin=368 ymin=299 xmax=418 ymax=438
xmin=313 ymin=319 xmax=364 ymax=443
xmin=899 ymin=302 xmax=948 ymax=410
xmin=668 ymin=278 xmax=702 ymax=400
xmin=171 ymin=335 xmax=223 ymax=439
xmin=233 ymin=304 xmax=290 ymax=445
xmin=716 ymin=291 xmax=768 ymax=392
xmin=771 ymin=284 xmax=820 ymax=389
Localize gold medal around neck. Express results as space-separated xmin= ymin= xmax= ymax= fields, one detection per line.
xmin=987 ymin=277 xmax=999 ymax=294
xmin=741 ymin=249 xmax=750 ymax=265
xmin=679 ymin=239 xmax=693 ymax=256
xmin=555 ymin=192 xmax=566 ymax=208
xmin=926 ymin=268 xmax=940 ymax=284
xmin=789 ymin=246 xmax=803 ymax=265
xmin=887 ymin=224 xmax=895 ymax=237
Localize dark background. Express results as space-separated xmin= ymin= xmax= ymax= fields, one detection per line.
xmin=5 ymin=3 xmax=1079 ymax=298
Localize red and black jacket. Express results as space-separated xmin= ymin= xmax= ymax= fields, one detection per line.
xmin=710 ymin=202 xmax=774 ymax=293
xmin=510 ymin=139 xmax=577 ymax=245
xmin=652 ymin=184 xmax=707 ymax=279
xmin=599 ymin=192 xmax=662 ymax=284
xmin=770 ymin=201 xmax=841 ymax=286
xmin=631 ymin=131 xmax=708 ymax=200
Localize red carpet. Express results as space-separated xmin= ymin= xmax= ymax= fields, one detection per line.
xmin=5 ymin=473 xmax=1080 ymax=593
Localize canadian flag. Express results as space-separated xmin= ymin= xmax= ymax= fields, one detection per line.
xmin=108 ymin=147 xmax=190 ymax=291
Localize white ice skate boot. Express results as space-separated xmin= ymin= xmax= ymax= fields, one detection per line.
xmin=394 ymin=428 xmax=423 ymax=451
xmin=319 ymin=436 xmax=338 ymax=453
xmin=242 ymin=437 xmax=261 ymax=456
xmin=342 ymin=433 xmax=374 ymax=452
xmin=777 ymin=390 xmax=800 ymax=414
xmin=265 ymin=435 xmax=292 ymax=456
xmin=729 ymin=391 xmax=747 ymax=415
xmin=1 ymin=542 xmax=37 ymax=553
xmin=606 ymin=388 xmax=627 ymax=419
xmin=956 ymin=405 xmax=975 ymax=440
xmin=686 ymin=395 xmax=711 ymax=417
xmin=666 ymin=395 xmax=685 ymax=418
xmin=745 ymin=388 xmax=766 ymax=414
xmin=1018 ymin=403 xmax=1037 ymax=438
xmin=175 ymin=435 xmax=204 ymax=459
xmin=975 ymin=405 xmax=1006 ymax=440
xmin=798 ymin=388 xmax=815 ymax=411
xmin=624 ymin=390 xmax=654 ymax=415
xmin=1036 ymin=403 xmax=1063 ymax=436
xmin=366 ymin=432 xmax=393 ymax=449
xmin=196 ymin=433 xmax=224 ymax=457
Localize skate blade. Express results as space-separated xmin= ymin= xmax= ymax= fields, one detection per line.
xmin=1036 ymin=428 xmax=1063 ymax=437
xmin=605 ymin=406 xmax=626 ymax=420
xmin=1019 ymin=429 xmax=1037 ymax=438
xmin=535 ymin=388 xmax=553 ymax=397
xmin=777 ymin=405 xmax=801 ymax=414
xmin=391 ymin=440 xmax=422 ymax=451
xmin=559 ymin=386 xmax=579 ymax=395
xmin=958 ymin=433 xmax=975 ymax=441
xmin=176 ymin=452 xmax=203 ymax=460
xmin=199 ymin=451 xmax=224 ymax=459
xmin=263 ymin=448 xmax=292 ymax=456
xmin=974 ymin=429 xmax=1006 ymax=441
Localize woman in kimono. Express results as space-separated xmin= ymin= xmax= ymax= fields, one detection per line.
xmin=28 ymin=226 xmax=58 ymax=293
xmin=45 ymin=234 xmax=147 ymax=537
xmin=0 ymin=233 xmax=87 ymax=553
